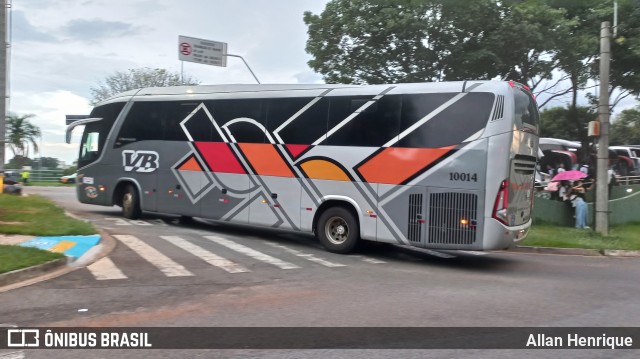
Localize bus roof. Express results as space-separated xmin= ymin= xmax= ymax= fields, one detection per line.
xmin=96 ymin=80 xmax=515 ymax=106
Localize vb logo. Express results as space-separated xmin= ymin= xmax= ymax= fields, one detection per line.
xmin=122 ymin=151 xmax=159 ymax=173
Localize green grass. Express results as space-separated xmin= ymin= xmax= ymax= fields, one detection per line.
xmin=0 ymin=194 xmax=95 ymax=236
xmin=522 ymin=223 xmax=640 ymax=250
xmin=25 ymin=181 xmax=75 ymax=187
xmin=0 ymin=244 xmax=65 ymax=274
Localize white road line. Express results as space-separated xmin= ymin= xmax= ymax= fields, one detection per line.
xmin=0 ymin=352 xmax=25 ymax=359
xmin=353 ymin=255 xmax=387 ymax=264
xmin=204 ymin=236 xmax=300 ymax=270
xmin=114 ymin=235 xmax=194 ymax=277
xmin=86 ymin=257 xmax=127 ymax=280
xmin=264 ymin=241 xmax=346 ymax=267
xmin=421 ymin=249 xmax=456 ymax=259
xmin=160 ymin=236 xmax=250 ymax=273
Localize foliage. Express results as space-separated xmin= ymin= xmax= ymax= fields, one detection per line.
xmin=304 ymin=0 xmax=640 ymax=109
xmin=63 ymin=166 xmax=77 ymax=176
xmin=6 ymin=113 xmax=41 ymax=159
xmin=6 ymin=156 xmax=62 ymax=170
xmin=539 ymin=106 xmax=597 ymax=141
xmin=90 ymin=67 xmax=200 ymax=105
xmin=523 ymin=223 xmax=640 ymax=250
xmin=610 ymin=107 xmax=640 ymax=145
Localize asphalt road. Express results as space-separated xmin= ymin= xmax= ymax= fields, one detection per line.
xmin=1 ymin=186 xmax=639 ymax=358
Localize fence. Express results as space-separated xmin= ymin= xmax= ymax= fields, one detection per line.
xmin=5 ymin=169 xmax=65 ymax=182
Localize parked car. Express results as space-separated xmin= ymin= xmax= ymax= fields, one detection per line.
xmin=59 ymin=173 xmax=77 ymax=184
xmin=3 ymin=171 xmax=20 ymax=185
xmin=609 ymin=146 xmax=640 ymax=176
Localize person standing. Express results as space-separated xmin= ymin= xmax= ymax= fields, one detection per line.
xmin=572 ymin=194 xmax=589 ymax=229
xmin=20 ymin=170 xmax=30 ymax=185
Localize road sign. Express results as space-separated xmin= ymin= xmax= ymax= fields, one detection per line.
xmin=178 ymin=35 xmax=227 ymax=67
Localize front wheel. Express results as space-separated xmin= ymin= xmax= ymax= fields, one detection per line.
xmin=122 ymin=184 xmax=142 ymax=219
xmin=317 ymin=207 xmax=360 ymax=254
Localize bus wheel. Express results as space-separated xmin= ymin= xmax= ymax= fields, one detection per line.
xmin=317 ymin=207 xmax=359 ymax=254
xmin=122 ymin=184 xmax=141 ymax=219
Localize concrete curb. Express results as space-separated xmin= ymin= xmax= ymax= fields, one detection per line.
xmin=512 ymin=246 xmax=640 ymax=257
xmin=0 ymin=228 xmax=117 ymax=293
xmin=0 ymin=257 xmax=68 ymax=287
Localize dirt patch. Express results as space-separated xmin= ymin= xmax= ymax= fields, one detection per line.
xmin=0 ymin=235 xmax=34 ymax=245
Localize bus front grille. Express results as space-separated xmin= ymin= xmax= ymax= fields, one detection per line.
xmin=428 ymin=192 xmax=477 ymax=245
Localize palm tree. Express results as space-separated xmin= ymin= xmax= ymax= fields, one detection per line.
xmin=6 ymin=113 xmax=41 ymax=159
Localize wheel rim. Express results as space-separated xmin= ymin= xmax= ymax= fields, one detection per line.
xmin=324 ymin=216 xmax=349 ymax=245
xmin=123 ymin=193 xmax=133 ymax=213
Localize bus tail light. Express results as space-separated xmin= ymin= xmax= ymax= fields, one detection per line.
xmin=492 ymin=179 xmax=509 ymax=225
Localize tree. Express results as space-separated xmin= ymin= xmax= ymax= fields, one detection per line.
xmin=33 ymin=157 xmax=60 ymax=169
xmin=90 ymin=67 xmax=200 ymax=105
xmin=6 ymin=114 xmax=41 ymax=160
xmin=610 ymin=107 xmax=640 ymax=145
xmin=539 ymin=106 xmax=596 ymax=141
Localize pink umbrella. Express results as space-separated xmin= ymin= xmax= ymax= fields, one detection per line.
xmin=551 ymin=170 xmax=587 ymax=182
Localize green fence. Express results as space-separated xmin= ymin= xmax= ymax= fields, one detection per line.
xmin=533 ymin=184 xmax=640 ymax=226
xmin=5 ymin=169 xmax=64 ymax=182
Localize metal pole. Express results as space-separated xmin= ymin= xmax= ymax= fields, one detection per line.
xmin=0 ymin=0 xmax=7 ymax=176
xmin=226 ymin=54 xmax=261 ymax=84
xmin=595 ymin=21 xmax=611 ymax=236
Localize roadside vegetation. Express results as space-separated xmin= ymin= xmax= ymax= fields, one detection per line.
xmin=0 ymin=245 xmax=64 ymax=274
xmin=0 ymin=194 xmax=95 ymax=236
xmin=522 ymin=223 xmax=640 ymax=250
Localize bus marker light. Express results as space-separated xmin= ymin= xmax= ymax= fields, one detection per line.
xmin=304 ymin=207 xmax=313 ymax=211
xmin=261 ymin=199 xmax=268 ymax=204
xmin=417 ymin=219 xmax=426 ymax=224
xmin=460 ymin=219 xmax=469 ymax=225
xmin=99 ymin=185 xmax=106 ymax=192
xmin=219 ymin=198 xmax=229 ymax=203
xmin=274 ymin=204 xmax=281 ymax=208
xmin=366 ymin=210 xmax=377 ymax=218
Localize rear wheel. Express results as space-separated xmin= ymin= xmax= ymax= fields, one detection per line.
xmin=122 ymin=184 xmax=141 ymax=219
xmin=317 ymin=207 xmax=360 ymax=254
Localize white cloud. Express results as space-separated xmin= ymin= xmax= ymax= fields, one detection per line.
xmin=7 ymin=0 xmax=329 ymax=164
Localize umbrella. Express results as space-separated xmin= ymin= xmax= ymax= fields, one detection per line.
xmin=551 ymin=170 xmax=587 ymax=182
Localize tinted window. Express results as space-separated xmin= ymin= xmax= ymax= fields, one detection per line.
xmin=115 ymin=101 xmax=196 ymax=147
xmin=207 ymin=99 xmax=265 ymax=143
xmin=514 ymin=88 xmax=539 ymax=131
xmin=397 ymin=93 xmax=494 ymax=148
xmin=276 ymin=97 xmax=329 ymax=145
xmin=325 ymin=95 xmax=401 ymax=147
xmin=79 ymin=102 xmax=125 ymax=167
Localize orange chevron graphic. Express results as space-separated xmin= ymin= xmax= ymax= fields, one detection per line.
xmin=299 ymin=159 xmax=350 ymax=181
xmin=357 ymin=146 xmax=455 ymax=184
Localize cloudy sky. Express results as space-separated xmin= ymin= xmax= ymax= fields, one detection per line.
xmin=7 ymin=0 xmax=638 ymax=167
xmin=9 ymin=0 xmax=329 ymax=165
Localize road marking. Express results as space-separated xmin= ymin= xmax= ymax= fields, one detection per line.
xmin=114 ymin=235 xmax=194 ymax=277
xmin=160 ymin=236 xmax=249 ymax=273
xmin=204 ymin=236 xmax=300 ymax=269
xmin=457 ymin=250 xmax=487 ymax=256
xmin=264 ymin=241 xmax=346 ymax=267
xmin=353 ymin=255 xmax=386 ymax=264
xmin=0 ymin=352 xmax=25 ymax=359
xmin=86 ymin=257 xmax=127 ymax=280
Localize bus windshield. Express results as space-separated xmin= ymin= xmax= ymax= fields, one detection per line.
xmin=77 ymin=102 xmax=125 ymax=168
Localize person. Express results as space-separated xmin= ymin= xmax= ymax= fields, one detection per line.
xmin=557 ymin=163 xmax=566 ymax=173
xmin=607 ymin=167 xmax=617 ymax=197
xmin=558 ymin=180 xmax=570 ymax=202
xmin=571 ymin=180 xmax=586 ymax=199
xmin=571 ymin=193 xmax=589 ymax=229
xmin=546 ymin=164 xmax=556 ymax=177
xmin=579 ymin=164 xmax=589 ymax=179
xmin=20 ymin=170 xmax=30 ymax=185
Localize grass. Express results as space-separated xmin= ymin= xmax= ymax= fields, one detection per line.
xmin=25 ymin=181 xmax=75 ymax=187
xmin=0 ymin=244 xmax=65 ymax=274
xmin=0 ymin=193 xmax=95 ymax=236
xmin=522 ymin=223 xmax=640 ymax=250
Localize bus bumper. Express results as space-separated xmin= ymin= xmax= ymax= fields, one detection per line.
xmin=483 ymin=218 xmax=531 ymax=250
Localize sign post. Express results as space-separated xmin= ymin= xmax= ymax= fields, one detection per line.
xmin=178 ymin=35 xmax=260 ymax=84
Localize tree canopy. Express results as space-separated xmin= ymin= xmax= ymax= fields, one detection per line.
xmin=90 ymin=67 xmax=200 ymax=105
xmin=610 ymin=107 xmax=640 ymax=145
xmin=304 ymin=0 xmax=640 ymax=110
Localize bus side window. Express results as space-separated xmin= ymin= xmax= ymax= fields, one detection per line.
xmin=209 ymin=99 xmax=266 ymax=143
xmin=115 ymin=102 xmax=164 ymax=147
xmin=271 ymin=97 xmax=330 ymax=145
xmin=326 ymin=95 xmax=401 ymax=147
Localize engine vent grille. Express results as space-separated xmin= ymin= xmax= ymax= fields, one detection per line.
xmin=407 ymin=194 xmax=423 ymax=243
xmin=428 ymin=192 xmax=478 ymax=245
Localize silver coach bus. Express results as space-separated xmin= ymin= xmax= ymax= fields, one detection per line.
xmin=66 ymin=81 xmax=539 ymax=253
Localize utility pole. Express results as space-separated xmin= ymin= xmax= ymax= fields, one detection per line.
xmin=595 ymin=21 xmax=611 ymax=236
xmin=0 ymin=0 xmax=7 ymax=178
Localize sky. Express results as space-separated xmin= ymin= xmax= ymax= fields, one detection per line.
xmin=6 ymin=0 xmax=639 ymax=167
xmin=8 ymin=0 xmax=329 ymax=166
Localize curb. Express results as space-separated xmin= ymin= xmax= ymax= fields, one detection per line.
xmin=0 ymin=228 xmax=117 ymax=293
xmin=512 ymin=246 xmax=640 ymax=257
xmin=0 ymin=257 xmax=68 ymax=287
